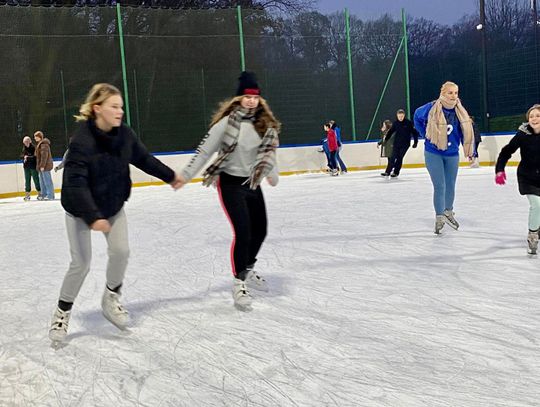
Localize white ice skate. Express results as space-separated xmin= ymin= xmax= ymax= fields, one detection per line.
xmin=23 ymin=192 xmax=30 ymax=201
xmin=434 ymin=215 xmax=445 ymax=235
xmin=443 ymin=210 xmax=459 ymax=230
xmin=49 ymin=307 xmax=71 ymax=346
xmin=102 ymin=288 xmax=129 ymax=329
xmin=245 ymin=268 xmax=269 ymax=292
xmin=527 ymin=230 xmax=539 ymax=255
xmin=232 ymin=278 xmax=252 ymax=311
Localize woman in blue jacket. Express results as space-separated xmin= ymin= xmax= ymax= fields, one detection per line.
xmin=414 ymin=81 xmax=474 ymax=234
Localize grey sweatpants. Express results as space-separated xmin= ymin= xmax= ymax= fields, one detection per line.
xmin=59 ymin=208 xmax=130 ymax=303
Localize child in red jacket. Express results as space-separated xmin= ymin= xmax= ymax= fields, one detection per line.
xmin=324 ymin=123 xmax=338 ymax=176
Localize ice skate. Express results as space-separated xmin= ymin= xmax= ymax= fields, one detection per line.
xmin=380 ymin=172 xmax=389 ymax=177
xmin=331 ymin=169 xmax=339 ymax=176
xmin=49 ymin=307 xmax=71 ymax=345
xmin=443 ymin=210 xmax=459 ymax=230
xmin=469 ymin=157 xmax=480 ymax=168
xmin=23 ymin=192 xmax=30 ymax=201
xmin=102 ymin=288 xmax=129 ymax=329
xmin=232 ymin=278 xmax=252 ymax=311
xmin=527 ymin=230 xmax=539 ymax=255
xmin=390 ymin=173 xmax=398 ymax=178
xmin=245 ymin=268 xmax=269 ymax=292
xmin=434 ymin=215 xmax=445 ymax=234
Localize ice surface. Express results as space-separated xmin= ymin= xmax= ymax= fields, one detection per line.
xmin=1 ymin=167 xmax=539 ymax=406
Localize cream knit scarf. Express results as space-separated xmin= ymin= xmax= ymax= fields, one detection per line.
xmin=426 ymin=95 xmax=474 ymax=156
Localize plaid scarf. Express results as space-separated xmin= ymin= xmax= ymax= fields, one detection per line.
xmin=426 ymin=95 xmax=474 ymax=156
xmin=202 ymin=107 xmax=279 ymax=189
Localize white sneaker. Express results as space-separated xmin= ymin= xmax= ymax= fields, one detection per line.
xmin=245 ymin=269 xmax=269 ymax=292
xmin=232 ymin=278 xmax=252 ymax=310
xmin=102 ymin=288 xmax=129 ymax=329
xmin=443 ymin=210 xmax=459 ymax=230
xmin=434 ymin=215 xmax=445 ymax=235
xmin=527 ymin=230 xmax=539 ymax=255
xmin=49 ymin=307 xmax=71 ymax=343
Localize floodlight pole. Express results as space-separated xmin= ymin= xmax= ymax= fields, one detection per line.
xmin=533 ymin=0 xmax=539 ymax=100
xmin=237 ymin=6 xmax=246 ymax=71
xmin=116 ymin=3 xmax=131 ymax=126
xmin=345 ymin=8 xmax=357 ymax=140
xmin=401 ymin=9 xmax=411 ymax=119
xmin=479 ymin=0 xmax=489 ymax=131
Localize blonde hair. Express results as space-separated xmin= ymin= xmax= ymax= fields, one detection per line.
xmin=209 ymin=95 xmax=281 ymax=136
xmin=526 ymin=104 xmax=540 ymax=120
xmin=440 ymin=81 xmax=458 ymax=95
xmin=33 ymin=131 xmax=44 ymax=140
xmin=75 ymin=83 xmax=122 ymax=122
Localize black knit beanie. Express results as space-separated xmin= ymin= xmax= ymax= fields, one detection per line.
xmin=236 ymin=71 xmax=260 ymax=96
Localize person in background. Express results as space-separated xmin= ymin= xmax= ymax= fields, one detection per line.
xmin=55 ymin=148 xmax=69 ymax=172
xmin=377 ymin=119 xmax=394 ymax=160
xmin=48 ymin=83 xmax=182 ymax=344
xmin=324 ymin=122 xmax=339 ymax=176
xmin=381 ymin=109 xmax=419 ymax=178
xmin=469 ymin=116 xmax=482 ymax=168
xmin=414 ymin=81 xmax=474 ymax=234
xmin=20 ymin=135 xmax=41 ymax=201
xmin=495 ymin=104 xmax=540 ymax=255
xmin=34 ymin=130 xmax=55 ymax=200
xmin=176 ymin=72 xmax=280 ymax=310
xmin=329 ymin=120 xmax=347 ymax=174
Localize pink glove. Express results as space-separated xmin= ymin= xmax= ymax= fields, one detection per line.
xmin=495 ymin=171 xmax=506 ymax=185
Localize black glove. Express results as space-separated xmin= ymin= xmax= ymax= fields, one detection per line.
xmin=412 ymin=142 xmax=418 ymax=148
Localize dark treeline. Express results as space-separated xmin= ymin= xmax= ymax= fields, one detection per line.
xmin=0 ymin=0 xmax=538 ymax=161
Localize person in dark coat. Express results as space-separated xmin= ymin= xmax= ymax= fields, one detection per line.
xmin=469 ymin=116 xmax=482 ymax=168
xmin=495 ymin=104 xmax=540 ymax=254
xmin=377 ymin=119 xmax=394 ymax=159
xmin=20 ymin=135 xmax=41 ymax=200
xmin=48 ymin=83 xmax=182 ymax=344
xmin=381 ymin=109 xmax=419 ymax=178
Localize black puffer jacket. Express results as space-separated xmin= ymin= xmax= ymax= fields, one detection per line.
xmin=61 ymin=120 xmax=175 ymax=225
xmin=496 ymin=123 xmax=540 ymax=196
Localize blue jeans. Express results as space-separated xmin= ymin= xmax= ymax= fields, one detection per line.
xmin=336 ymin=148 xmax=347 ymax=172
xmin=39 ymin=170 xmax=55 ymax=199
xmin=424 ymin=151 xmax=459 ymax=215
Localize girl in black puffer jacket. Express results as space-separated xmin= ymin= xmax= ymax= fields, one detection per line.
xmin=49 ymin=83 xmax=182 ymax=344
xmin=495 ymin=104 xmax=540 ymax=254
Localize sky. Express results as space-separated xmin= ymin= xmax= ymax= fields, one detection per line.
xmin=316 ymin=0 xmax=478 ymax=25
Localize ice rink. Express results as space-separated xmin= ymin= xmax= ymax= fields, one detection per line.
xmin=1 ymin=166 xmax=539 ymax=407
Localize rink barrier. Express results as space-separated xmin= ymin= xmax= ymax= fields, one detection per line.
xmin=0 ymin=133 xmax=519 ymax=199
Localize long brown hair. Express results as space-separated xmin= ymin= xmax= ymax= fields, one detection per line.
xmin=209 ymin=96 xmax=281 ymax=136
xmin=74 ymin=83 xmax=122 ymax=122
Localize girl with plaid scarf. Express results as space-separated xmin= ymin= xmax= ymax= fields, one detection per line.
xmin=177 ymin=72 xmax=280 ymax=310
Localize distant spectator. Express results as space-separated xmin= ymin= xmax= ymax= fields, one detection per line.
xmin=20 ymin=135 xmax=41 ymax=201
xmin=33 ymin=130 xmax=55 ymax=200
xmin=469 ymin=116 xmax=481 ymax=168
xmin=329 ymin=120 xmax=347 ymax=173
xmin=378 ymin=119 xmax=394 ymax=159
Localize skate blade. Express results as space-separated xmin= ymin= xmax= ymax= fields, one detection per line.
xmin=102 ymin=312 xmax=129 ymax=331
xmin=234 ymin=302 xmax=253 ymax=312
xmin=50 ymin=340 xmax=67 ymax=350
xmin=444 ymin=220 xmax=459 ymax=230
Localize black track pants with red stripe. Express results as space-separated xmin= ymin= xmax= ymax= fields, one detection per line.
xmin=217 ymin=172 xmax=267 ymax=281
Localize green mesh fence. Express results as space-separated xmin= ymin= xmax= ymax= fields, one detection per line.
xmin=2 ymin=4 xmax=537 ymax=163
